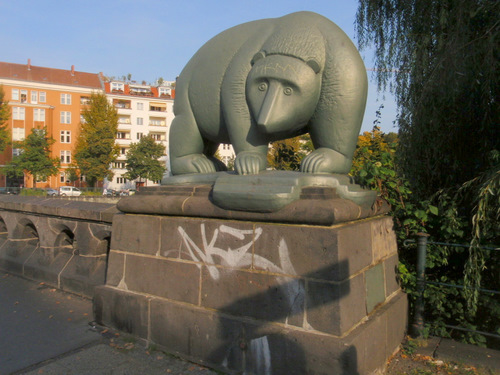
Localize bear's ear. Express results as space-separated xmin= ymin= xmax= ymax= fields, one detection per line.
xmin=306 ymin=58 xmax=321 ymax=74
xmin=251 ymin=51 xmax=266 ymax=65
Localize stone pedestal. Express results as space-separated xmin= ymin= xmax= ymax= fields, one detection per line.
xmin=94 ymin=194 xmax=407 ymax=374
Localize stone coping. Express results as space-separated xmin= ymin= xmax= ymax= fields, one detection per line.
xmin=117 ymin=184 xmax=389 ymax=226
xmin=0 ymin=195 xmax=118 ymax=223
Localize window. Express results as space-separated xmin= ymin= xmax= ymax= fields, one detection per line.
xmin=111 ymin=82 xmax=124 ymax=92
xmin=149 ymin=103 xmax=166 ymax=112
xmin=150 ymin=133 xmax=165 ymax=141
xmin=137 ymin=117 xmax=143 ymax=125
xmin=137 ymin=102 xmax=144 ymax=110
xmin=60 ymin=130 xmax=71 ymax=143
xmin=60 ymin=93 xmax=72 ymax=105
xmin=120 ymin=147 xmax=127 ymax=155
xmin=39 ymin=92 xmax=46 ymax=103
xmin=60 ymin=111 xmax=71 ymax=124
xmin=137 ymin=132 xmax=143 ymax=140
xmin=159 ymin=87 xmax=171 ymax=96
xmin=116 ymin=177 xmax=128 ymax=184
xmin=34 ymin=108 xmax=46 ymax=122
xmin=60 ymin=151 xmax=71 ymax=164
xmin=113 ymin=162 xmax=126 ymax=169
xmin=60 ymin=172 xmax=66 ymax=183
xmin=12 ymin=89 xmax=19 ymax=101
xmin=20 ymin=90 xmax=27 ymax=103
xmin=31 ymin=91 xmax=38 ymax=104
xmin=12 ymin=128 xmax=25 ymax=141
xmin=13 ymin=107 xmax=25 ymax=120
xmin=80 ymin=96 xmax=90 ymax=105
xmin=116 ymin=132 xmax=130 ymax=140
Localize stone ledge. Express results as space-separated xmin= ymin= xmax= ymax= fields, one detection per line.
xmin=118 ymin=184 xmax=389 ymax=226
xmin=0 ymin=196 xmax=118 ymax=223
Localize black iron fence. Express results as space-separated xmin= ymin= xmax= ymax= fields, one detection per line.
xmin=405 ymin=233 xmax=500 ymax=340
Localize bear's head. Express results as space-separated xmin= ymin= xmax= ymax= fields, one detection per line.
xmin=246 ymin=52 xmax=322 ymax=137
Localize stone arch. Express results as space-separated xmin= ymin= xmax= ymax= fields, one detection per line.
xmin=8 ymin=218 xmax=40 ymax=259
xmin=95 ymin=230 xmax=111 ymax=254
xmin=0 ymin=216 xmax=8 ymax=239
xmin=14 ymin=218 xmax=39 ymax=241
xmin=54 ymin=227 xmax=76 ymax=252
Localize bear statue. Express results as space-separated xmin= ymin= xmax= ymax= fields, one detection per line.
xmin=169 ymin=11 xmax=367 ymax=176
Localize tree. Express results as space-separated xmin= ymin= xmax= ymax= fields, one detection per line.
xmin=74 ymin=92 xmax=119 ymax=187
xmin=356 ymin=0 xmax=499 ymax=198
xmin=66 ymin=164 xmax=81 ymax=186
xmin=124 ymin=135 xmax=165 ymax=185
xmin=3 ymin=127 xmax=59 ymax=187
xmin=356 ymin=4 xmax=500 ymax=343
xmin=0 ymin=85 xmax=11 ymax=152
xmin=267 ymin=135 xmax=312 ymax=171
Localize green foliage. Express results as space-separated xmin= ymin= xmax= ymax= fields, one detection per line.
xmin=356 ymin=0 xmax=499 ymax=198
xmin=351 ymin=124 xmax=499 ymax=347
xmin=19 ymin=188 xmax=47 ymax=196
xmin=267 ymin=135 xmax=311 ymax=171
xmin=123 ymin=135 xmax=165 ymax=184
xmin=0 ymin=85 xmax=11 ymax=152
xmin=461 ymin=151 xmax=500 ymax=315
xmin=66 ymin=165 xmax=80 ymax=184
xmin=2 ymin=128 xmax=59 ymax=187
xmin=356 ymin=0 xmax=499 ymax=347
xmin=350 ymin=124 xmax=436 ymax=241
xmin=74 ymin=92 xmax=119 ymax=187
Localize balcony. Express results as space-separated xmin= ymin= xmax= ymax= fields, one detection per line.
xmin=149 ymin=132 xmax=166 ymax=141
xmin=130 ymin=86 xmax=153 ymax=97
xmin=149 ymin=102 xmax=167 ymax=112
xmin=116 ymin=132 xmax=131 ymax=140
xmin=113 ymin=99 xmax=131 ymax=109
xmin=118 ymin=116 xmax=131 ymax=125
xmin=149 ymin=117 xmax=166 ymax=127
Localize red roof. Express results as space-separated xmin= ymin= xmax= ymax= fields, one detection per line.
xmin=0 ymin=61 xmax=102 ymax=89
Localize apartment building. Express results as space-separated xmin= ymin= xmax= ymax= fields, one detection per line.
xmin=104 ymin=80 xmax=175 ymax=191
xmin=219 ymin=143 xmax=235 ymax=167
xmin=0 ymin=60 xmax=103 ymax=188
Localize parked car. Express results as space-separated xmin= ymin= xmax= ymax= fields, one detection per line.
xmin=58 ymin=186 xmax=81 ymax=196
xmin=46 ymin=188 xmax=58 ymax=196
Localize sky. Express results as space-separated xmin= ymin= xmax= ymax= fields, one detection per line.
xmin=0 ymin=0 xmax=398 ymax=133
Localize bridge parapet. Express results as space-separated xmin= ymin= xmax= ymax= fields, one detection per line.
xmin=0 ymin=196 xmax=118 ymax=297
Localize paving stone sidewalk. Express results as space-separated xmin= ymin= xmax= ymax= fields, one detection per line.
xmin=0 ymin=272 xmax=215 ymax=375
xmin=1 ymin=271 xmax=498 ymax=374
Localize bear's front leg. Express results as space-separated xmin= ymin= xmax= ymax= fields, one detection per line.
xmin=234 ymin=150 xmax=268 ymax=175
xmin=300 ymin=147 xmax=352 ymax=174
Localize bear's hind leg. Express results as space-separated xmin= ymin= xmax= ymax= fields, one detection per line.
xmin=170 ymin=114 xmax=218 ymax=175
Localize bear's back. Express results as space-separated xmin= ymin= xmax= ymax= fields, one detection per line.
xmin=177 ymin=19 xmax=275 ymax=140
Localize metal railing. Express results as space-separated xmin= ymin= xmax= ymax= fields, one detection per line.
xmin=405 ymin=233 xmax=500 ymax=339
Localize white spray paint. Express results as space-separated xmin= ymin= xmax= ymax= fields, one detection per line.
xmin=176 ymin=223 xmax=304 ymax=374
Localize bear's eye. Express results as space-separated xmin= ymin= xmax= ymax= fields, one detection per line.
xmin=258 ymin=82 xmax=267 ymax=91
xmin=284 ymin=87 xmax=293 ymax=96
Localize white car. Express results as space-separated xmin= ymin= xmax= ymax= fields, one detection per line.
xmin=58 ymin=186 xmax=82 ymax=196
